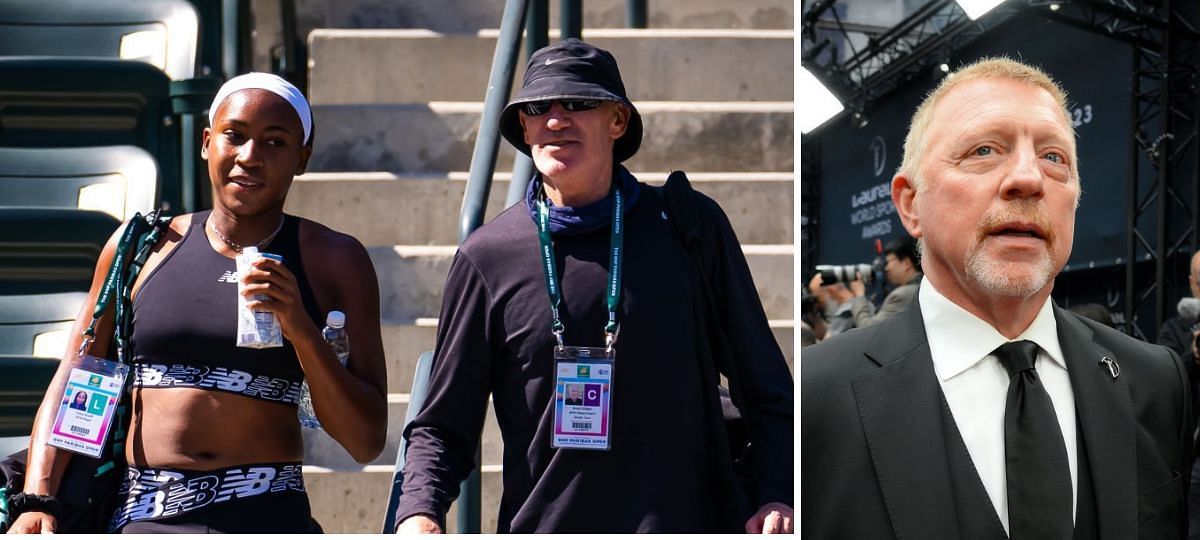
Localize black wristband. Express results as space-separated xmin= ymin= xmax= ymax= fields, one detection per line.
xmin=7 ymin=492 xmax=60 ymax=519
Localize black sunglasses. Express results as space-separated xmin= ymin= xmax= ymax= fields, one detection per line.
xmin=520 ymin=99 xmax=603 ymax=116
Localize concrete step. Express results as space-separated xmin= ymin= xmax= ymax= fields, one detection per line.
xmin=382 ymin=319 xmax=795 ymax=395
xmin=308 ymin=101 xmax=793 ymax=174
xmin=294 ymin=0 xmax=794 ymax=34
xmin=309 ymin=29 xmax=794 ymax=104
xmin=284 ymin=171 xmax=795 ymax=246
xmin=381 ymin=318 xmax=438 ymax=393
xmin=367 ymin=244 xmax=794 ymax=322
xmin=302 ymin=394 xmax=504 ymax=470
xmin=304 ymin=466 xmax=503 ymax=533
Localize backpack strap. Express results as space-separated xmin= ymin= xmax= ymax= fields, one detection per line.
xmin=653 ymin=171 xmax=755 ymax=527
xmin=656 ymin=171 xmax=748 ymax=414
xmin=79 ymin=209 xmax=170 ymax=362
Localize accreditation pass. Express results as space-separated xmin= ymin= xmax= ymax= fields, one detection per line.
xmin=48 ymin=355 xmax=127 ymax=458
xmin=552 ymin=348 xmax=614 ymax=451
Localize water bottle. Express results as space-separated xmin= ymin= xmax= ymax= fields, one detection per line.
xmin=298 ymin=310 xmax=350 ymax=429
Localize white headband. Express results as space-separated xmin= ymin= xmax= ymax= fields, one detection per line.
xmin=208 ymin=72 xmax=312 ymax=144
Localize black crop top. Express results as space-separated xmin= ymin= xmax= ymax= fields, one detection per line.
xmin=129 ymin=210 xmax=324 ymax=405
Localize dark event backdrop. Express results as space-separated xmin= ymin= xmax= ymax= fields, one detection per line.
xmin=814 ymin=13 xmax=1133 ymax=271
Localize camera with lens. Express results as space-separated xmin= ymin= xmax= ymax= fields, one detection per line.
xmin=1177 ymin=298 xmax=1200 ymax=356
xmin=816 ymin=260 xmax=883 ymax=287
xmin=1190 ymin=321 xmax=1200 ymax=357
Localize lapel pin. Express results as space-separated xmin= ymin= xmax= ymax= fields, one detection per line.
xmin=1099 ymin=356 xmax=1119 ymax=380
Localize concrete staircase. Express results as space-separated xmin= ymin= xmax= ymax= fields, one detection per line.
xmin=281 ymin=1 xmax=794 ymax=533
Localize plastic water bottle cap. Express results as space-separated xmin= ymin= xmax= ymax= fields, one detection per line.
xmin=326 ymin=310 xmax=346 ymax=328
xmin=242 ymin=246 xmax=259 ymax=256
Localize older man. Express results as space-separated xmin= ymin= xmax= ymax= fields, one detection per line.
xmin=394 ymin=39 xmax=793 ymax=533
xmin=803 ymin=57 xmax=1192 ymax=538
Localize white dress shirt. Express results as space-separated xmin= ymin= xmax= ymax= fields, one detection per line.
xmin=919 ymin=279 xmax=1077 ymax=534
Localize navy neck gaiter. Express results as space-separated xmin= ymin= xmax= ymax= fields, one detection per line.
xmin=524 ymin=165 xmax=641 ymax=236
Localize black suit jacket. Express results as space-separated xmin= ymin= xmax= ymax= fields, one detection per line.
xmin=802 ymin=297 xmax=1193 ymax=539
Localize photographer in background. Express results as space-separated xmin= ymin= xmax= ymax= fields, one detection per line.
xmin=806 ymin=272 xmax=857 ymax=336
xmin=800 ymin=289 xmax=828 ymax=347
xmin=1158 ymin=251 xmax=1200 ymax=366
xmin=848 ymin=234 xmax=922 ymax=328
xmin=1155 ymin=249 xmax=1200 ymax=539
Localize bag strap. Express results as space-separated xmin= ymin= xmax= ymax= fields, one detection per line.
xmin=79 ymin=210 xmax=171 ymax=363
xmin=656 ymin=171 xmax=748 ymax=410
xmin=653 ymin=171 xmax=754 ymax=526
xmin=117 ymin=210 xmax=172 ymax=360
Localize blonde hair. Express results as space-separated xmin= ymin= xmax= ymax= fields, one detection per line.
xmin=898 ymin=57 xmax=1077 ymax=187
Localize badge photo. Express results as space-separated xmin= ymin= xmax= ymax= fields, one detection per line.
xmin=47 ymin=354 xmax=128 ymax=458
xmin=551 ymin=347 xmax=614 ymax=451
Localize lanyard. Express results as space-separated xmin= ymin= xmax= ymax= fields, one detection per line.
xmin=80 ymin=210 xmax=169 ymax=363
xmin=81 ymin=213 xmax=142 ymax=359
xmin=536 ymin=185 xmax=624 ymax=351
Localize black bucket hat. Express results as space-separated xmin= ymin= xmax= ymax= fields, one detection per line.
xmin=500 ymin=38 xmax=643 ymax=163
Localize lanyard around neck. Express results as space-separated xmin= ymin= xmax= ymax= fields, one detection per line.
xmin=536 ymin=184 xmax=624 ymax=351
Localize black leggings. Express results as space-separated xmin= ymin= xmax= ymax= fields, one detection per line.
xmin=110 ymin=462 xmax=320 ymax=533
xmin=115 ymin=491 xmax=321 ymax=533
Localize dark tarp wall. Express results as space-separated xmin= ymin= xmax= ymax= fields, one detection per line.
xmin=815 ymin=13 xmax=1133 ymax=273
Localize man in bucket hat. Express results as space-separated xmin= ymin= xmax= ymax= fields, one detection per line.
xmin=393 ymin=38 xmax=793 ymax=533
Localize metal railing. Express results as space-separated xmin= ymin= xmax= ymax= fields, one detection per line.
xmin=459 ymin=0 xmax=533 ymax=243
xmin=382 ymin=352 xmax=435 ymax=533
xmin=390 ymin=0 xmax=649 ymax=533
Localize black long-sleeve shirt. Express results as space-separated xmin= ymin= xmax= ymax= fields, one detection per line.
xmin=395 ymin=183 xmax=793 ymax=532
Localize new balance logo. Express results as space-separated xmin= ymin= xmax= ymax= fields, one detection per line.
xmin=217 ymin=271 xmax=239 ymax=283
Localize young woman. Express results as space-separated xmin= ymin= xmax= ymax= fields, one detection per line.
xmin=9 ymin=73 xmax=387 ymax=533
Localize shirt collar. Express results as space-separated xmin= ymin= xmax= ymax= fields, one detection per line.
xmin=919 ymin=278 xmax=1065 ymax=381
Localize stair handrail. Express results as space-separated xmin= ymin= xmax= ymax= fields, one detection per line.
xmin=381 ymin=352 xmax=435 ymax=533
xmin=459 ymin=0 xmax=532 ymax=245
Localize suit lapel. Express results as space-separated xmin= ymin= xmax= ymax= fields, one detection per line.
xmin=1055 ymin=307 xmax=1137 ymax=539
xmin=853 ymin=300 xmax=963 ymax=537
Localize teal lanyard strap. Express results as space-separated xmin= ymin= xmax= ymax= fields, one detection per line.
xmin=535 ymin=185 xmax=625 ymax=350
xmin=604 ymin=187 xmax=624 ymax=350
xmin=79 ymin=212 xmax=144 ymax=358
xmin=79 ymin=210 xmax=170 ymax=363
xmin=536 ymin=196 xmax=566 ymax=346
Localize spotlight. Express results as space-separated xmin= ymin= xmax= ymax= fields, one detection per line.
xmin=1049 ymin=3 xmax=1061 ymax=11
xmin=800 ymin=67 xmax=844 ymax=133
xmin=955 ymin=0 xmax=1006 ymax=20
xmin=932 ymin=61 xmax=951 ymax=82
xmin=851 ymin=110 xmax=870 ymax=129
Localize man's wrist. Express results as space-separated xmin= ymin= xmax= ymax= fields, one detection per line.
xmin=395 ymin=508 xmax=444 ymax=531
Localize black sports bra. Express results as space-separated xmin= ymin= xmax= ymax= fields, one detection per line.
xmin=129 ymin=211 xmax=323 ymax=405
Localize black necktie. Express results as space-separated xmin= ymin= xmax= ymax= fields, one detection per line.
xmin=994 ymin=340 xmax=1073 ymax=539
